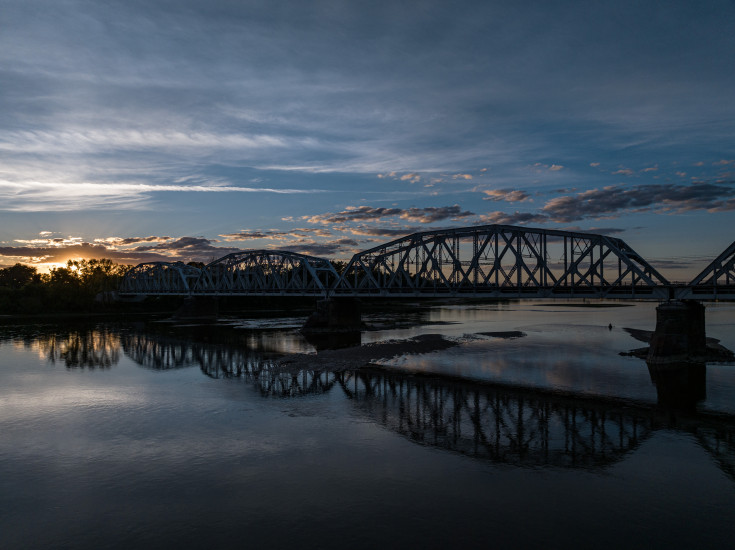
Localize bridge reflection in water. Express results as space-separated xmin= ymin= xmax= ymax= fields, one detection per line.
xmin=115 ymin=330 xmax=735 ymax=477
xmin=13 ymin=324 xmax=731 ymax=477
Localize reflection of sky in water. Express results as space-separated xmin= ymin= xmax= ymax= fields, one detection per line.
xmin=365 ymin=301 xmax=735 ymax=412
xmin=1 ymin=304 xmax=735 ymax=549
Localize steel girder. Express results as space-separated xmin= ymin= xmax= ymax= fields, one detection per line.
xmin=119 ymin=262 xmax=203 ymax=295
xmin=196 ymin=250 xmax=340 ymax=295
xmin=678 ymin=240 xmax=735 ymax=299
xmin=334 ymin=224 xmax=671 ymax=298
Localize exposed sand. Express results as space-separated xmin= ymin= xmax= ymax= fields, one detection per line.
xmin=276 ymin=333 xmax=459 ymax=373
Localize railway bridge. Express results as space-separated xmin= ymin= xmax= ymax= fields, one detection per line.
xmin=120 ymin=224 xmax=735 ymax=300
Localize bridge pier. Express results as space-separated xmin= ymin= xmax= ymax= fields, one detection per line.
xmin=302 ymin=297 xmax=362 ymax=333
xmin=647 ymin=300 xmax=706 ymax=363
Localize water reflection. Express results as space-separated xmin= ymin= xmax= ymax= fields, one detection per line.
xmin=202 ymin=355 xmax=337 ymax=397
xmin=118 ymin=328 xmax=735 ymax=476
xmin=647 ymin=362 xmax=707 ymax=410
xmin=121 ymin=332 xmax=198 ymax=370
xmin=9 ymin=327 xmax=121 ymax=368
xmin=340 ymin=369 xmax=653 ymax=468
xmin=2 ymin=323 xmax=733 ymax=477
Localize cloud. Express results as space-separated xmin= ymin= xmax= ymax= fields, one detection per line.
xmin=399 ymin=205 xmax=474 ymax=223
xmin=482 ymin=189 xmax=531 ymax=202
xmin=477 ymin=211 xmax=550 ymax=226
xmin=612 ymin=169 xmax=634 ymax=176
xmin=304 ymin=205 xmax=473 ymax=225
xmin=542 ymin=182 xmax=735 ymax=222
xmin=0 ymin=180 xmax=328 ymax=212
xmin=339 ymin=225 xmax=425 ymax=238
xmin=0 ymin=243 xmax=168 ymax=268
xmin=531 ymin=163 xmax=565 ymax=173
xmin=268 ymin=238 xmax=359 ymax=257
xmin=94 ymin=236 xmax=171 ymax=246
xmin=0 ymin=128 xmax=291 ymax=156
xmin=218 ymin=228 xmax=333 ymax=242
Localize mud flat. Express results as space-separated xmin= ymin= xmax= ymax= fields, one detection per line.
xmin=276 ymin=333 xmax=459 ymax=373
xmin=621 ymin=327 xmax=735 ymax=362
xmin=477 ymin=331 xmax=526 ymax=339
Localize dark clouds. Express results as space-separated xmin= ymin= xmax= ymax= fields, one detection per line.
xmin=482 ymin=189 xmax=531 ymax=202
xmin=305 ymin=205 xmax=474 ymax=225
xmin=542 ymin=182 xmax=735 ymax=222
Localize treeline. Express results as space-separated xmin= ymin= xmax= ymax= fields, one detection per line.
xmin=0 ymin=259 xmax=131 ymax=314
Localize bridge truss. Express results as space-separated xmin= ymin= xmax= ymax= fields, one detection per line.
xmin=120 ymin=261 xmax=203 ymax=294
xmin=334 ymin=225 xmax=671 ymax=298
xmin=118 ymin=225 xmax=735 ymax=299
xmin=198 ymin=250 xmax=339 ymax=295
xmin=679 ymin=240 xmax=735 ymax=299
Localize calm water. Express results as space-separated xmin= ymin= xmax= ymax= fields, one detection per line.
xmin=1 ymin=301 xmax=734 ymax=549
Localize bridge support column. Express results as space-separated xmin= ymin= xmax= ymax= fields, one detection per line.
xmin=647 ymin=300 xmax=706 ymax=363
xmin=172 ymin=296 xmax=218 ymax=322
xmin=302 ymin=298 xmax=362 ymax=332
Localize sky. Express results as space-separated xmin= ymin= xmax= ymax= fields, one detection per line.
xmin=1 ymin=0 xmax=734 ymax=279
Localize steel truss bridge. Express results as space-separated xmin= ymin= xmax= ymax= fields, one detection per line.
xmin=119 ymin=224 xmax=735 ymax=300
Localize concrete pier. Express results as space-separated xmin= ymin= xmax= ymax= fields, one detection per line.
xmin=647 ymin=300 xmax=706 ymax=364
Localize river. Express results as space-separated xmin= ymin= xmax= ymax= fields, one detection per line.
xmin=1 ymin=300 xmax=734 ymax=549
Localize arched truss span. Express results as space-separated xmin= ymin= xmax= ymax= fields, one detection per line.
xmin=196 ymin=250 xmax=340 ymax=295
xmin=119 ymin=262 xmax=203 ymax=295
xmin=681 ymin=240 xmax=735 ymax=299
xmin=333 ymin=225 xmax=671 ymax=298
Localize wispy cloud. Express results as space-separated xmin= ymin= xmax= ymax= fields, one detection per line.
xmin=0 ymin=180 xmax=328 ymax=211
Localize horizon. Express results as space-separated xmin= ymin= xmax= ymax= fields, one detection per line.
xmin=2 ymin=1 xmax=734 ymax=280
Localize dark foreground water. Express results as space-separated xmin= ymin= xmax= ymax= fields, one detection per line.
xmin=1 ymin=301 xmax=734 ymax=549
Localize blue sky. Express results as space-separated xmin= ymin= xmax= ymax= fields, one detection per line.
xmin=1 ymin=0 xmax=734 ymax=278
